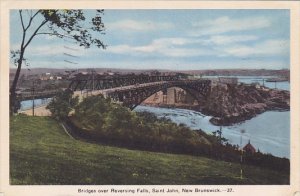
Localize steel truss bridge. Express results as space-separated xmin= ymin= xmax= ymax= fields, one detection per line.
xmin=16 ymin=90 xmax=60 ymax=101
xmin=69 ymin=74 xmax=212 ymax=109
xmin=105 ymin=80 xmax=211 ymax=109
xmin=68 ymin=73 xmax=182 ymax=92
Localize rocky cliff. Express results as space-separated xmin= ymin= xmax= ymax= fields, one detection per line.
xmin=202 ymin=83 xmax=290 ymax=125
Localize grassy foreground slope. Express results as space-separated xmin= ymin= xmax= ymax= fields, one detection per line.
xmin=10 ymin=115 xmax=289 ymax=185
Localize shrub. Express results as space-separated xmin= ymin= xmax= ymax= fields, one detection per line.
xmin=46 ymin=89 xmax=79 ymax=120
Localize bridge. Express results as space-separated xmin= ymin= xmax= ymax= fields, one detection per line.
xmin=68 ymin=73 xmax=183 ymax=91
xmin=17 ymin=73 xmax=228 ymax=110
xmin=69 ymin=74 xmax=213 ymax=109
xmin=16 ymin=90 xmax=60 ymax=101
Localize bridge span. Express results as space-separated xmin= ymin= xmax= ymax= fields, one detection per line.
xmin=68 ymin=73 xmax=182 ymax=92
xmin=17 ymin=90 xmax=60 ymax=101
xmin=71 ymin=79 xmax=213 ymax=109
xmin=17 ymin=73 xmax=236 ymax=110
xmin=105 ymin=80 xmax=211 ymax=109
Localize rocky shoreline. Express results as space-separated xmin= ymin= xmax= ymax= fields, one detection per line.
xmin=141 ymin=83 xmax=290 ymax=126
xmin=203 ymin=83 xmax=290 ymax=126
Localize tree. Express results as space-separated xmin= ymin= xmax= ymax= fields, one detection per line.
xmin=74 ymin=95 xmax=111 ymax=130
xmin=46 ymin=89 xmax=79 ymax=120
xmin=212 ymin=126 xmax=228 ymax=145
xmin=10 ymin=9 xmax=106 ymax=114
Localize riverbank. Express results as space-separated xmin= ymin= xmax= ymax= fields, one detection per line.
xmin=10 ymin=115 xmax=289 ymax=185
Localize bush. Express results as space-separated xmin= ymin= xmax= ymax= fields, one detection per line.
xmin=46 ymin=89 xmax=79 ymax=120
xmin=71 ymin=95 xmax=212 ymax=153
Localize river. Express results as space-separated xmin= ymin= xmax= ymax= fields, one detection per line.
xmin=135 ymin=76 xmax=290 ymax=159
xmin=19 ymin=98 xmax=52 ymax=111
xmin=201 ymin=75 xmax=289 ymax=91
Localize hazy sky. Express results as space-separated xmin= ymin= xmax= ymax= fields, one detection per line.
xmin=10 ymin=9 xmax=290 ymax=70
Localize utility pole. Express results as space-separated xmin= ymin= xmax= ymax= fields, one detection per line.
xmin=31 ymin=80 xmax=35 ymax=116
xmin=240 ymin=129 xmax=246 ymax=179
xmin=92 ymin=69 xmax=95 ymax=92
xmin=218 ymin=126 xmax=223 ymax=144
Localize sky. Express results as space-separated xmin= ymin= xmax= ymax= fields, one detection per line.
xmin=10 ymin=9 xmax=290 ymax=70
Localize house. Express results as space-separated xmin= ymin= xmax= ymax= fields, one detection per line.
xmin=40 ymin=75 xmax=49 ymax=80
xmin=243 ymin=140 xmax=256 ymax=154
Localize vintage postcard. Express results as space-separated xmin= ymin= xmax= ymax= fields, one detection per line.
xmin=0 ymin=1 xmax=299 ymax=196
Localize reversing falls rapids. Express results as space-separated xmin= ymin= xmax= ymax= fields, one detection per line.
xmin=20 ymin=76 xmax=290 ymax=159
xmin=134 ymin=76 xmax=290 ymax=159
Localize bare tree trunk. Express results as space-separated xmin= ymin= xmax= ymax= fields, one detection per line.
xmin=10 ymin=51 xmax=24 ymax=115
xmin=9 ymin=10 xmax=46 ymax=115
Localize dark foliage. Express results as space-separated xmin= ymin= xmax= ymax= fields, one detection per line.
xmin=67 ymin=95 xmax=289 ymax=172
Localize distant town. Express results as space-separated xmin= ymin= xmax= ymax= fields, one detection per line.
xmin=10 ymin=68 xmax=289 ymax=93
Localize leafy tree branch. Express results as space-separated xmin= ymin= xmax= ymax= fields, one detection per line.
xmin=10 ymin=9 xmax=106 ymax=114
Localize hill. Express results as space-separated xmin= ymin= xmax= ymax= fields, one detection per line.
xmin=10 ymin=115 xmax=289 ymax=185
xmin=9 ymin=67 xmax=289 ymax=77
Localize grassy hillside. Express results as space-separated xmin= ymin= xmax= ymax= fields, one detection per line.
xmin=10 ymin=115 xmax=289 ymax=185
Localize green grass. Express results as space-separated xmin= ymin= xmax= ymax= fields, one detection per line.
xmin=10 ymin=115 xmax=289 ymax=185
